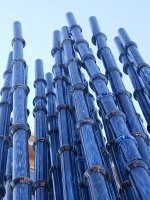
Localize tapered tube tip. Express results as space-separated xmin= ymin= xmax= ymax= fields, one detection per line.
xmin=66 ymin=12 xmax=77 ymax=26
xmin=13 ymin=21 xmax=23 ymax=37
xmin=35 ymin=59 xmax=44 ymax=79
xmin=114 ymin=36 xmax=125 ymax=54
xmin=62 ymin=26 xmax=70 ymax=40
xmin=7 ymin=51 xmax=13 ymax=70
xmin=53 ymin=30 xmax=61 ymax=48
xmin=118 ymin=28 xmax=131 ymax=44
xmin=46 ymin=73 xmax=54 ymax=92
xmin=89 ymin=16 xmax=101 ymax=35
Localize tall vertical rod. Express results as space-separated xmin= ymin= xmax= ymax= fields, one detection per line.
xmin=5 ymin=145 xmax=13 ymax=200
xmin=66 ymin=12 xmax=150 ymax=200
xmin=118 ymin=28 xmax=150 ymax=96
xmin=62 ymin=26 xmax=113 ymax=200
xmin=33 ymin=59 xmax=49 ymax=200
xmin=0 ymin=52 xmax=13 ymax=199
xmin=10 ymin=21 xmax=32 ymax=200
xmin=89 ymin=16 xmax=150 ymax=167
xmin=51 ymin=30 xmax=79 ymax=200
xmin=115 ymin=36 xmax=150 ymax=133
xmin=46 ymin=72 xmax=63 ymax=200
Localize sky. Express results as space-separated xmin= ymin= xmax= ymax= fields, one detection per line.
xmin=0 ymin=0 xmax=150 ymax=131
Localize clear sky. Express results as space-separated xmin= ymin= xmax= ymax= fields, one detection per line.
xmin=0 ymin=0 xmax=149 ymax=131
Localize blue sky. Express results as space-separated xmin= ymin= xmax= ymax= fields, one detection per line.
xmin=0 ymin=0 xmax=149 ymax=130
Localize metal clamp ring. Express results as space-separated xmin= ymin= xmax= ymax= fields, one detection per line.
xmin=58 ymin=144 xmax=76 ymax=156
xmin=84 ymin=165 xmax=111 ymax=182
xmin=52 ymin=63 xmax=66 ymax=73
xmin=46 ymin=92 xmax=56 ymax=97
xmin=10 ymin=176 xmax=33 ymax=190
xmin=116 ymin=90 xmax=132 ymax=98
xmin=105 ymin=110 xmax=126 ymax=121
xmin=123 ymin=61 xmax=134 ymax=75
xmin=56 ymin=104 xmax=72 ymax=113
xmin=11 ymin=58 xmax=26 ymax=68
xmin=125 ymin=41 xmax=137 ymax=52
xmin=51 ymin=46 xmax=62 ymax=57
xmin=69 ymin=24 xmax=82 ymax=33
xmin=33 ymin=106 xmax=47 ymax=117
xmin=3 ymin=69 xmax=12 ymax=78
xmin=115 ymin=135 xmax=136 ymax=152
xmin=34 ymin=78 xmax=47 ymax=88
xmin=10 ymin=123 xmax=31 ymax=138
xmin=71 ymin=83 xmax=88 ymax=94
xmin=137 ymin=63 xmax=150 ymax=76
xmin=33 ymin=96 xmax=47 ymax=106
xmin=74 ymin=39 xmax=89 ymax=52
xmin=133 ymin=87 xmax=148 ymax=100
xmin=11 ymin=37 xmax=26 ymax=47
xmin=105 ymin=67 xmax=122 ymax=78
xmin=10 ymin=84 xmax=30 ymax=96
xmin=91 ymin=32 xmax=107 ymax=45
xmin=33 ymin=138 xmax=49 ymax=150
xmin=125 ymin=158 xmax=149 ymax=175
xmin=76 ymin=118 xmax=96 ymax=131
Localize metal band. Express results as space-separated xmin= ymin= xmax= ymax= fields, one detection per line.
xmin=81 ymin=54 xmax=96 ymax=68
xmin=11 ymin=37 xmax=26 ymax=47
xmin=12 ymin=58 xmax=26 ymax=68
xmin=137 ymin=63 xmax=150 ymax=76
xmin=34 ymin=78 xmax=47 ymax=88
xmin=116 ymin=90 xmax=132 ymax=98
xmin=71 ymin=83 xmax=88 ymax=94
xmin=46 ymin=92 xmax=56 ymax=97
xmin=33 ymin=106 xmax=47 ymax=117
xmin=105 ymin=67 xmax=122 ymax=78
xmin=131 ymin=132 xmax=146 ymax=141
xmin=0 ymin=101 xmax=11 ymax=107
xmin=105 ymin=110 xmax=126 ymax=121
xmin=97 ymin=47 xmax=110 ymax=59
xmin=74 ymin=39 xmax=89 ymax=52
xmin=133 ymin=87 xmax=148 ymax=100
xmin=53 ymin=75 xmax=69 ymax=86
xmin=0 ymin=136 xmax=11 ymax=147
xmin=10 ymin=176 xmax=33 ymax=190
xmin=62 ymin=38 xmax=74 ymax=47
xmin=0 ymin=86 xmax=11 ymax=95
xmin=115 ymin=135 xmax=136 ymax=152
xmin=52 ymin=63 xmax=66 ymax=73
xmin=91 ymin=32 xmax=107 ymax=45
xmin=66 ymin=57 xmax=80 ymax=69
xmin=10 ymin=123 xmax=31 ymax=138
xmin=33 ymin=96 xmax=47 ymax=106
xmin=123 ymin=61 xmax=134 ymax=75
xmin=49 ymin=165 xmax=60 ymax=174
xmin=48 ymin=129 xmax=59 ymax=135
xmin=119 ymin=180 xmax=131 ymax=193
xmin=89 ymin=73 xmax=107 ymax=91
xmin=11 ymin=84 xmax=30 ymax=96
xmin=0 ymin=184 xmax=6 ymax=197
xmin=119 ymin=52 xmax=127 ymax=63
xmin=125 ymin=158 xmax=149 ymax=175
xmin=84 ymin=165 xmax=111 ymax=182
xmin=125 ymin=41 xmax=137 ymax=52
xmin=51 ymin=46 xmax=62 ymax=57
xmin=3 ymin=69 xmax=12 ymax=78
xmin=56 ymin=104 xmax=72 ymax=113
xmin=33 ymin=181 xmax=49 ymax=192
xmin=69 ymin=24 xmax=82 ymax=32
xmin=76 ymin=118 xmax=95 ymax=131
xmin=33 ymin=138 xmax=49 ymax=150
xmin=58 ymin=144 xmax=77 ymax=156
